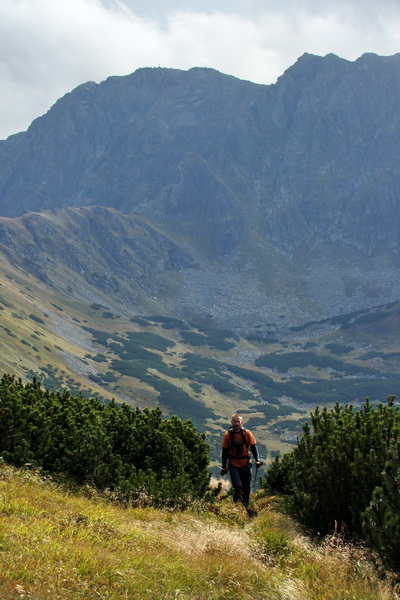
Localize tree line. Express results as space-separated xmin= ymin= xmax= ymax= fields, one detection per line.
xmin=0 ymin=374 xmax=210 ymax=506
xmin=262 ymin=396 xmax=400 ymax=573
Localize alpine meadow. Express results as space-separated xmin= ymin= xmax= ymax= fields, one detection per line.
xmin=0 ymin=52 xmax=400 ymax=598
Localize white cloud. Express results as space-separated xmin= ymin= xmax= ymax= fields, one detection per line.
xmin=0 ymin=0 xmax=399 ymax=139
xmin=157 ymin=11 xmax=281 ymax=83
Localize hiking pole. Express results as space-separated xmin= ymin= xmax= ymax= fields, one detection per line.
xmin=252 ymin=461 xmax=263 ymax=492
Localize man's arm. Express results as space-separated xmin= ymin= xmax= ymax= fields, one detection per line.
xmin=250 ymin=444 xmax=259 ymax=462
xmin=220 ymin=447 xmax=229 ymax=475
xmin=221 ymin=447 xmax=229 ymax=469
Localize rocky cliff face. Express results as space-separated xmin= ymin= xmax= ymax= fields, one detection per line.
xmin=0 ymin=53 xmax=399 ymax=331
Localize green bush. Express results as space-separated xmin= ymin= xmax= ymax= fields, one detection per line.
xmin=151 ymin=378 xmax=215 ymax=424
xmin=255 ymin=351 xmax=379 ymax=377
xmin=111 ymin=359 xmax=150 ymax=379
xmin=182 ymin=353 xmax=224 ymax=373
xmin=102 ymin=372 xmax=119 ymax=382
xmin=180 ymin=327 xmax=236 ymax=351
xmin=325 ymin=343 xmax=354 ymax=355
xmin=180 ymin=331 xmax=209 ymax=347
xmin=29 ymin=314 xmax=45 ymax=324
xmin=262 ymin=397 xmax=400 ymax=572
xmin=0 ymin=374 xmax=210 ymax=505
xmin=91 ymin=354 xmax=108 ymax=363
xmin=81 ymin=327 xmax=111 ymax=346
xmin=126 ymin=331 xmax=175 ymax=352
xmin=51 ymin=304 xmax=64 ymax=311
xmin=129 ymin=316 xmax=150 ymax=325
xmin=363 ymin=450 xmax=400 ymax=572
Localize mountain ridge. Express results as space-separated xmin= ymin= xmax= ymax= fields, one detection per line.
xmin=1 ymin=52 xmax=400 ymax=331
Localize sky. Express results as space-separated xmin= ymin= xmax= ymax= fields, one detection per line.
xmin=1 ymin=0 xmax=399 ymax=140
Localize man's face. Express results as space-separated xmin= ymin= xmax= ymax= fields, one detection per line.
xmin=232 ymin=417 xmax=242 ymax=432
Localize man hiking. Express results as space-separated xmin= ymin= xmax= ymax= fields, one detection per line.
xmin=221 ymin=413 xmax=262 ymax=509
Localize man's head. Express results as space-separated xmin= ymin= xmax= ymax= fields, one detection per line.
xmin=231 ymin=414 xmax=243 ymax=432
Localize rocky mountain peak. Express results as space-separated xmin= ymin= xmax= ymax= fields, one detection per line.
xmin=0 ymin=54 xmax=399 ymax=330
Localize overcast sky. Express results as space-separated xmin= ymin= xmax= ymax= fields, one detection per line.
xmin=1 ymin=0 xmax=399 ymax=140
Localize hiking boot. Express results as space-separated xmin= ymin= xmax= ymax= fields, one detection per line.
xmin=233 ymin=487 xmax=243 ymax=503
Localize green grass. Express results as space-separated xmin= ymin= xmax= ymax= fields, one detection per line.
xmin=0 ymin=465 xmax=397 ymax=600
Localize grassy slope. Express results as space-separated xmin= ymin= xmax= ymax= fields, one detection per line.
xmin=0 ymin=254 xmax=399 ymax=467
xmin=0 ymin=464 xmax=397 ymax=600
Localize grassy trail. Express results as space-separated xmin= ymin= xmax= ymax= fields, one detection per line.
xmin=0 ymin=465 xmax=397 ymax=600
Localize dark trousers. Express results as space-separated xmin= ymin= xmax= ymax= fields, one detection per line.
xmin=229 ymin=463 xmax=252 ymax=506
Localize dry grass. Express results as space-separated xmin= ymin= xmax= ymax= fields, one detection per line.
xmin=250 ymin=498 xmax=399 ymax=600
xmin=0 ymin=465 xmax=398 ymax=600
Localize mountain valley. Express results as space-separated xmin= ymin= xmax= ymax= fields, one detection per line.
xmin=0 ymin=247 xmax=399 ymax=466
xmin=0 ymin=52 xmax=399 ymax=461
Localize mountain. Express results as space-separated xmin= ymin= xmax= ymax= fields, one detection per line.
xmin=0 ymin=206 xmax=193 ymax=309
xmin=0 ymin=53 xmax=399 ymax=460
xmin=1 ymin=52 xmax=400 ymax=332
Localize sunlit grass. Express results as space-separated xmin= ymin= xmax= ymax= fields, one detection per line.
xmin=250 ymin=497 xmax=398 ymax=600
xmin=0 ymin=465 xmax=398 ymax=600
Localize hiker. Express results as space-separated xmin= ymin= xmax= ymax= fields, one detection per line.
xmin=220 ymin=413 xmax=262 ymax=508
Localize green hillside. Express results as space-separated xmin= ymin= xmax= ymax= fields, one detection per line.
xmin=0 ymin=464 xmax=397 ymax=600
xmin=0 ymin=253 xmax=399 ymax=467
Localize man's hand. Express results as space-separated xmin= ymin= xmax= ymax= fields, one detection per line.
xmin=220 ymin=468 xmax=228 ymax=476
xmin=255 ymin=461 xmax=263 ymax=468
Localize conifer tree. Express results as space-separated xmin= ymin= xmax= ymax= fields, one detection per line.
xmin=262 ymin=397 xmax=400 ymax=540
xmin=363 ymin=441 xmax=400 ymax=572
xmin=0 ymin=374 xmax=210 ymax=505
